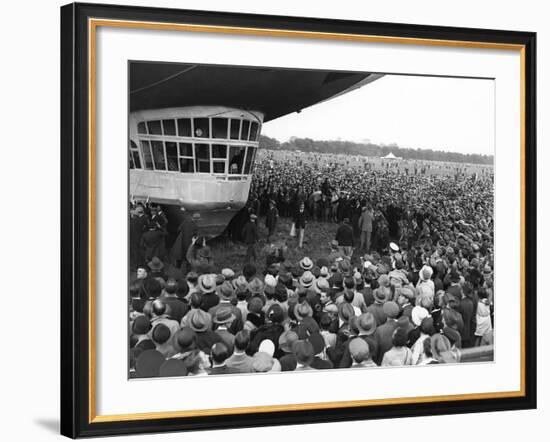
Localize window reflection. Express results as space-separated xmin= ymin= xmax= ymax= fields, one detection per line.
xmin=147 ymin=120 xmax=162 ymax=135
xmin=140 ymin=141 xmax=154 ymax=170
xmin=240 ymin=120 xmax=250 ymax=140
xmin=212 ymin=118 xmax=228 ymax=139
xmin=194 ymin=118 xmax=209 ymax=138
xmin=229 ymin=146 xmax=246 ymax=174
xmin=195 ymin=144 xmax=210 ymax=173
xmin=151 ymin=140 xmax=166 ymax=170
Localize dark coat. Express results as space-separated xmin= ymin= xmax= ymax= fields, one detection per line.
xmin=338 ymin=334 xmax=379 ymax=368
xmin=209 ymin=302 xmax=244 ymax=335
xmin=249 ymin=323 xmax=285 ymax=355
xmin=335 ymin=224 xmax=354 ymax=246
xmin=293 ymin=209 xmax=307 ymax=229
xmin=375 ymin=319 xmax=398 ymax=364
xmin=266 ymin=206 xmax=279 ymax=232
xmin=242 ymin=221 xmax=259 ymax=244
xmin=310 ymin=357 xmax=334 ymax=370
xmin=170 ymin=218 xmax=198 ymax=262
xmin=200 ymin=292 xmax=220 ymax=312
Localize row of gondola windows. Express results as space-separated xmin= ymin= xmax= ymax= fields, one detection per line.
xmin=130 ymin=140 xmax=257 ymax=175
xmin=137 ymin=117 xmax=260 ymax=141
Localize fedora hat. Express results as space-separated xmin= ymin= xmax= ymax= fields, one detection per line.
xmin=299 ymin=271 xmax=315 ymax=288
xmin=187 ymin=309 xmax=212 ymax=332
xmin=233 ymin=275 xmax=249 ymax=293
xmin=357 ymin=312 xmax=377 ymax=335
xmin=213 ymin=306 xmax=236 ymax=324
xmin=294 ymin=302 xmax=313 ymax=321
xmin=221 ymin=268 xmax=235 ymax=279
xmin=147 ymin=256 xmax=164 ymax=271
xmin=338 ymin=303 xmax=355 ymax=322
xmin=218 ymin=281 xmax=235 ymax=299
xmin=382 ymin=301 xmax=400 ymax=319
xmin=248 ymin=277 xmax=264 ymax=295
xmin=279 ymin=330 xmax=299 ymax=353
xmin=198 ymin=274 xmax=216 ymax=293
xmin=299 ymin=257 xmax=314 ymax=271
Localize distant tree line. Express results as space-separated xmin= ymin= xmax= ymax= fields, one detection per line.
xmin=258 ymin=135 xmax=493 ymax=165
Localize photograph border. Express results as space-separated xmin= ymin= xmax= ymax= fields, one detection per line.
xmin=60 ymin=2 xmax=537 ymax=438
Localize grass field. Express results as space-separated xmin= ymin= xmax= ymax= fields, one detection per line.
xmin=210 ymin=217 xmax=343 ymax=273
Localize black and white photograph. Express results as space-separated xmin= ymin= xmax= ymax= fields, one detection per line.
xmin=128 ymin=61 xmax=495 ymax=379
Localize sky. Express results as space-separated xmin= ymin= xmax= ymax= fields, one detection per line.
xmin=262 ymin=74 xmax=495 ymax=156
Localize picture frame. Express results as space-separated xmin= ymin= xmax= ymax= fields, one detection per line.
xmin=60 ymin=2 xmax=537 ymax=438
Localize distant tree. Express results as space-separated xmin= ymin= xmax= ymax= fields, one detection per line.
xmin=258 ymin=135 xmax=281 ymax=150
xmin=259 ymin=136 xmax=493 ymax=165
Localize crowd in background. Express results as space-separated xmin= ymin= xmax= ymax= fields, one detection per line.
xmin=129 ymin=152 xmax=494 ymax=378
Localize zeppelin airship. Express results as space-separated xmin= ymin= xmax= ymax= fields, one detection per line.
xmin=129 ymin=61 xmax=382 ymax=237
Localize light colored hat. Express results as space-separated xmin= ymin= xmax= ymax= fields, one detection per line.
xmin=299 ymin=271 xmax=315 ymax=288
xmin=198 ymin=274 xmax=216 ymax=293
xmin=264 ymin=274 xmax=277 ymax=288
xmin=419 ymin=265 xmax=434 ymax=281
xmin=389 ymin=242 xmax=400 ymax=252
xmin=258 ymin=339 xmax=275 ymax=357
xmin=299 ymin=257 xmax=314 ymax=271
xmin=411 ymin=306 xmax=430 ymax=326
xmin=248 ymin=277 xmax=264 ymax=294
xmin=314 ymin=278 xmax=330 ymax=294
xmin=221 ymin=268 xmax=235 ymax=279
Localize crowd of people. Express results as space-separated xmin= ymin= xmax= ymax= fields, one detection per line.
xmin=128 ymin=151 xmax=494 ymax=378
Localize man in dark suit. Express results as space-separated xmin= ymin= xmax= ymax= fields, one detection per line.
xmin=335 ymin=218 xmax=354 ymax=258
xmin=265 ymin=199 xmax=279 ymax=242
xmin=292 ymin=202 xmax=307 ymax=248
xmin=374 ymin=301 xmax=400 ymax=364
xmin=242 ymin=213 xmax=259 ymax=262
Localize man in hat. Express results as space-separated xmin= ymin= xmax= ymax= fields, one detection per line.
xmin=374 ymin=301 xmax=400 ymax=364
xmin=186 ymin=235 xmax=215 ymax=274
xmin=338 ymin=312 xmax=379 ymax=367
xmin=292 ymin=201 xmax=307 ymax=249
xmin=170 ymin=211 xmax=201 ymax=271
xmin=265 ymin=199 xmax=279 ymax=242
xmin=186 ymin=308 xmax=220 ymax=354
xmin=242 ymin=213 xmax=260 ymax=263
xmin=212 ymin=306 xmax=237 ymax=354
xmin=198 ymin=274 xmax=219 ymax=312
xmin=366 ymin=287 xmax=390 ymax=327
xmin=358 ymin=206 xmax=374 ymax=252
xmin=248 ymin=304 xmax=285 ymax=355
xmin=335 ymin=218 xmax=354 ymax=258
xmin=396 ymin=286 xmax=416 ymax=320
xmin=209 ymin=281 xmax=243 ymax=334
xmin=130 ymin=204 xmax=148 ymax=270
xmin=327 ymin=240 xmax=345 ymax=264
xmin=277 ymin=330 xmax=299 ymax=370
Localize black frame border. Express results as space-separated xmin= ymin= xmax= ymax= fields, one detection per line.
xmin=60 ymin=2 xmax=537 ymax=438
